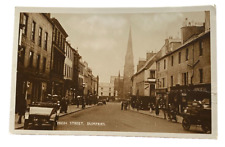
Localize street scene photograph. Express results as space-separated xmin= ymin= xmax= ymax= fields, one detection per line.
xmin=11 ymin=7 xmax=216 ymax=138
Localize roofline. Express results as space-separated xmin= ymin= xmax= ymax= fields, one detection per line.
xmin=156 ymin=30 xmax=210 ymax=62
xmin=51 ymin=18 xmax=68 ymax=37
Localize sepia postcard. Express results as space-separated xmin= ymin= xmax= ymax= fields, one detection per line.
xmin=10 ymin=6 xmax=217 ymax=139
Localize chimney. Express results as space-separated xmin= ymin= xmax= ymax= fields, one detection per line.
xmin=205 ymin=11 xmax=210 ymax=31
xmin=181 ymin=25 xmax=205 ymax=44
xmin=137 ymin=59 xmax=146 ymax=71
xmin=146 ymin=51 xmax=156 ymax=60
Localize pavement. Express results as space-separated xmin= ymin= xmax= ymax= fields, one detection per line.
xmin=129 ymin=107 xmax=183 ymax=124
xmin=14 ymin=104 xmax=96 ymax=129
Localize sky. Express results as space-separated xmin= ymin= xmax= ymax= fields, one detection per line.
xmin=51 ymin=11 xmax=205 ymax=83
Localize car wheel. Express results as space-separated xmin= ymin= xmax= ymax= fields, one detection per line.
xmin=50 ymin=121 xmax=57 ymax=130
xmin=182 ymin=118 xmax=191 ymax=131
xmin=202 ymin=123 xmax=211 ymax=134
xmin=24 ymin=120 xmax=29 ymax=130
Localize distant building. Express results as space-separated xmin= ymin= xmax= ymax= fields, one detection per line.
xmin=64 ymin=41 xmax=74 ymax=100
xmin=16 ymin=13 xmax=53 ymax=107
xmin=113 ymin=71 xmax=124 ymax=99
xmin=98 ymin=82 xmax=114 ymax=100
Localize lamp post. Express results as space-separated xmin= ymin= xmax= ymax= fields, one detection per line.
xmin=82 ymin=83 xmax=86 ymax=109
xmin=70 ymin=88 xmax=76 ymax=105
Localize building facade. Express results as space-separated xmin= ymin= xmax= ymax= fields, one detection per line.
xmin=16 ymin=13 xmax=53 ymax=109
xmin=156 ymin=11 xmax=211 ymax=113
xmin=98 ymin=82 xmax=114 ymax=100
xmin=49 ymin=18 xmax=68 ymax=97
xmin=64 ymin=41 xmax=74 ymax=101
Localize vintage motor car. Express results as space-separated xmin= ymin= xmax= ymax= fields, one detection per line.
xmin=24 ymin=101 xmax=60 ymax=130
xmin=181 ymin=98 xmax=211 ymax=133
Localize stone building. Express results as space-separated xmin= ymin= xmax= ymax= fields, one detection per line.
xmin=16 ymin=13 xmax=53 ymax=108
xmin=131 ymin=52 xmax=159 ymax=109
xmin=63 ymin=41 xmax=74 ymax=101
xmin=98 ymin=82 xmax=114 ymax=100
xmin=156 ymin=11 xmax=211 ymax=113
xmin=49 ymin=18 xmax=68 ymax=97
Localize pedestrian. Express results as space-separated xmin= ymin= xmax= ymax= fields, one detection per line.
xmin=17 ymin=95 xmax=27 ymax=124
xmin=121 ymin=101 xmax=123 ymax=110
xmin=162 ymin=98 xmax=167 ymax=119
xmin=76 ymin=96 xmax=80 ymax=108
xmin=136 ymin=99 xmax=140 ymax=111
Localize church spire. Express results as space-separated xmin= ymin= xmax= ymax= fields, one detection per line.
xmin=123 ymin=27 xmax=134 ymax=99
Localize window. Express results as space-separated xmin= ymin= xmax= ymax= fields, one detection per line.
xmin=182 ymin=72 xmax=188 ymax=85
xmin=44 ymin=32 xmax=48 ymax=50
xmin=101 ymin=92 xmax=103 ymax=96
xmin=18 ymin=47 xmax=25 ymax=64
xmin=54 ymin=29 xmax=57 ymax=43
xmin=31 ymin=21 xmax=36 ymax=41
xmin=150 ymin=70 xmax=155 ymax=79
xmin=43 ymin=57 xmax=46 ymax=72
xmin=157 ymin=62 xmax=160 ymax=71
xmin=171 ymin=56 xmax=174 ymax=66
xmin=199 ymin=69 xmax=203 ymax=83
xmin=38 ymin=27 xmax=42 ymax=47
xmin=109 ymin=87 xmax=111 ymax=91
xmin=186 ymin=48 xmax=189 ymax=61
xmin=199 ymin=40 xmax=203 ymax=56
xmin=178 ymin=52 xmax=181 ymax=64
xmin=36 ymin=55 xmax=40 ymax=70
xmin=171 ymin=76 xmax=173 ymax=87
xmin=22 ymin=14 xmax=28 ymax=35
xmin=109 ymin=93 xmax=111 ymax=96
xmin=29 ymin=51 xmax=34 ymax=67
xmin=162 ymin=78 xmax=165 ymax=87
xmin=164 ymin=59 xmax=166 ymax=69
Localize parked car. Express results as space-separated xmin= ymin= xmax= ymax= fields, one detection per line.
xmin=24 ymin=101 xmax=60 ymax=130
xmin=97 ymin=101 xmax=103 ymax=106
xmin=181 ymin=99 xmax=211 ymax=133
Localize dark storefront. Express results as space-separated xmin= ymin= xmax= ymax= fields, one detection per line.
xmin=169 ymin=84 xmax=211 ymax=113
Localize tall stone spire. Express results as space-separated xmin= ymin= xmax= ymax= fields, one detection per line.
xmin=123 ymin=27 xmax=134 ymax=99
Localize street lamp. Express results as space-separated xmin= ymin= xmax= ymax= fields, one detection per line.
xmin=82 ymin=83 xmax=86 ymax=109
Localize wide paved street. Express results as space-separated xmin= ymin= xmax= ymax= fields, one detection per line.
xmin=56 ymin=102 xmax=202 ymax=133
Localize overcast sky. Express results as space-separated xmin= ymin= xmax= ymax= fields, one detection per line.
xmin=51 ymin=11 xmax=205 ymax=83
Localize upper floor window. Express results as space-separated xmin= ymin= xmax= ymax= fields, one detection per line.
xmin=38 ymin=27 xmax=42 ymax=47
xmin=44 ymin=32 xmax=48 ymax=50
xmin=43 ymin=57 xmax=46 ymax=73
xmin=199 ymin=40 xmax=203 ymax=56
xmin=22 ymin=14 xmax=28 ymax=35
xmin=164 ymin=59 xmax=166 ymax=69
xmin=171 ymin=56 xmax=174 ymax=66
xmin=36 ymin=55 xmax=40 ymax=71
xmin=31 ymin=21 xmax=36 ymax=41
xmin=186 ymin=48 xmax=189 ymax=61
xmin=150 ymin=70 xmax=155 ymax=79
xmin=29 ymin=51 xmax=34 ymax=67
xmin=178 ymin=52 xmax=181 ymax=64
xmin=157 ymin=62 xmax=160 ymax=71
